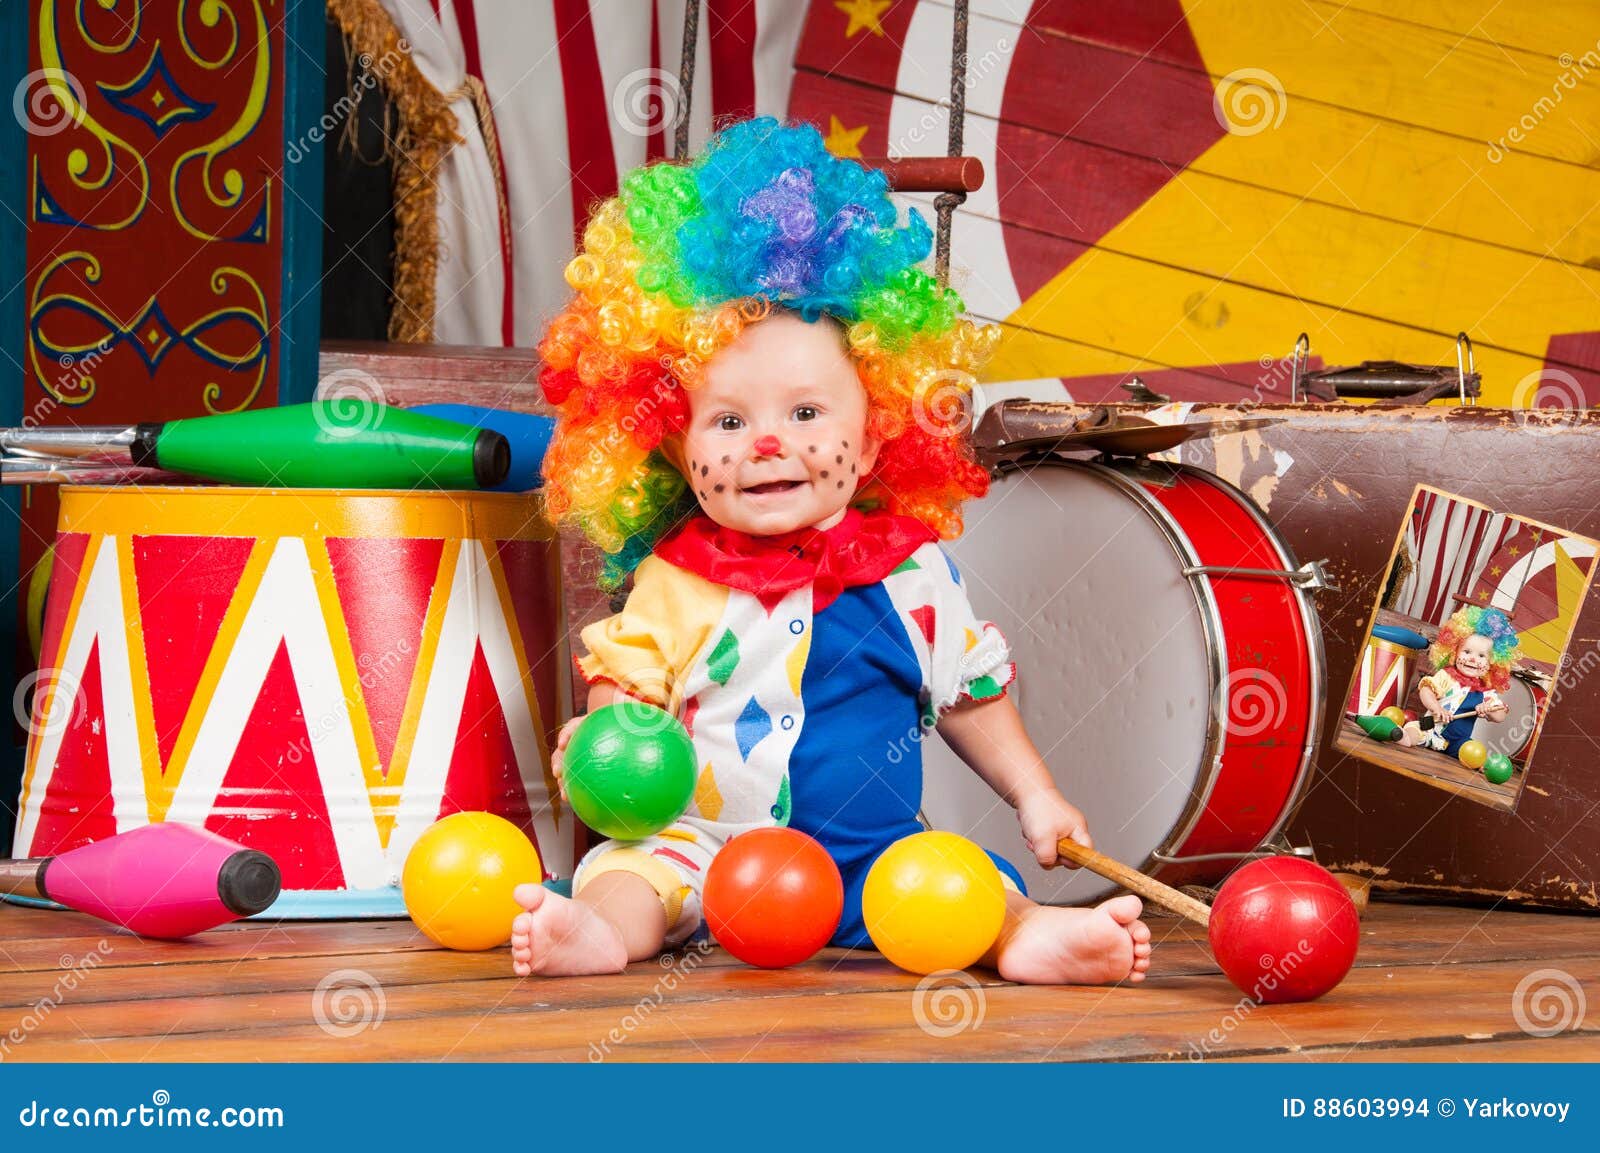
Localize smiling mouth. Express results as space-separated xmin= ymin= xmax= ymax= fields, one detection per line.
xmin=742 ymin=480 xmax=805 ymax=496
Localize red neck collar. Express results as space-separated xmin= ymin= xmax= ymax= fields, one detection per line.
xmin=654 ymin=508 xmax=936 ymax=611
xmin=1449 ymin=666 xmax=1492 ymax=693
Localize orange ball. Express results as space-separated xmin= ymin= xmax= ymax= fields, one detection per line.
xmin=402 ymin=812 xmax=542 ymax=951
xmin=1457 ymin=739 xmax=1489 ymax=771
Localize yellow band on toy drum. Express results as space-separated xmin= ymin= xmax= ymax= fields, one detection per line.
xmin=576 ymin=847 xmax=690 ymax=928
xmin=57 ymin=485 xmax=552 ymax=542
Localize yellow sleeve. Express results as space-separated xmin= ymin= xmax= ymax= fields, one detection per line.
xmin=1420 ymin=670 xmax=1455 ymax=698
xmin=576 ymin=558 xmax=683 ymax=708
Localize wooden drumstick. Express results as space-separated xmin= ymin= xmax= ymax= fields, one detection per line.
xmin=1056 ymin=837 xmax=1212 ymax=928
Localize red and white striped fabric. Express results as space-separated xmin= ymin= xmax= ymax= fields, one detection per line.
xmin=1393 ymin=491 xmax=1523 ymax=627
xmin=378 ymin=0 xmax=808 ymax=346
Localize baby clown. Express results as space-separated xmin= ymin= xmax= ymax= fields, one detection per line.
xmin=511 ymin=309 xmax=1153 ymax=985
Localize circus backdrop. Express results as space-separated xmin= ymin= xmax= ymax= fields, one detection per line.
xmin=357 ymin=0 xmax=1600 ymax=410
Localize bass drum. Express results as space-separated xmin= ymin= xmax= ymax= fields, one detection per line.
xmin=921 ymin=456 xmax=1326 ymax=904
xmin=1477 ymin=671 xmax=1548 ymax=764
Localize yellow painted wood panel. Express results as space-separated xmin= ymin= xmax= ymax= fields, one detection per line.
xmin=1183 ymin=0 xmax=1600 ymax=166
xmin=1311 ymin=0 xmax=1600 ymax=62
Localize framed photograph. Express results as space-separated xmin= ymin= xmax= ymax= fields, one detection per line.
xmin=1334 ymin=485 xmax=1598 ymax=810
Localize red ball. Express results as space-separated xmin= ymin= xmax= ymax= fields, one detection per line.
xmin=704 ymin=828 xmax=843 ymax=968
xmin=1208 ymin=857 xmax=1361 ymax=1003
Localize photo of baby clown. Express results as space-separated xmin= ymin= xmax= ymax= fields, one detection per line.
xmin=1399 ymin=606 xmax=1520 ymax=756
xmin=513 ymin=117 xmax=1152 ymax=986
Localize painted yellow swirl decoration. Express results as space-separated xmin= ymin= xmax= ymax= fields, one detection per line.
xmin=39 ymin=0 xmax=150 ymax=231
xmin=178 ymin=0 xmax=241 ymax=69
xmin=199 ymin=267 xmax=269 ymax=413
xmin=29 ymin=251 xmax=106 ymax=406
xmin=76 ymin=0 xmax=141 ymax=54
xmin=169 ymin=0 xmax=269 ymax=240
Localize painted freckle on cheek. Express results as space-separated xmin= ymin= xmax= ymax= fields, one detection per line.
xmin=808 ymin=445 xmax=817 ymax=453
xmin=714 ymin=484 xmax=725 ymax=493
xmin=836 ymin=454 xmax=844 ymax=464
xmin=821 ymin=470 xmax=829 ymax=479
xmin=836 ymin=480 xmax=845 ymax=489
xmin=721 ymin=455 xmax=731 ymax=465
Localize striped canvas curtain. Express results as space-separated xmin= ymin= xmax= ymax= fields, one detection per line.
xmin=374 ymin=0 xmax=808 ymax=347
xmin=1393 ymin=491 xmax=1523 ymax=627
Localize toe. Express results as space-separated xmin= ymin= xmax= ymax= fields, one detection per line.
xmin=1129 ymin=918 xmax=1152 ymax=944
xmin=512 ymin=883 xmax=546 ymax=912
xmin=1100 ymin=894 xmax=1143 ymax=925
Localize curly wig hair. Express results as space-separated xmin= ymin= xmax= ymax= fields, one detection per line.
xmin=1430 ymin=605 xmax=1521 ymax=691
xmin=536 ymin=117 xmax=1001 ymax=588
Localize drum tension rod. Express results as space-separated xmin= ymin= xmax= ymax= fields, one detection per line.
xmin=1181 ymin=559 xmax=1340 ymax=592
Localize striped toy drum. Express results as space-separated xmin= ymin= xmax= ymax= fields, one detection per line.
xmin=13 ymin=487 xmax=572 ymax=917
xmin=1345 ymin=624 xmax=1430 ymax=718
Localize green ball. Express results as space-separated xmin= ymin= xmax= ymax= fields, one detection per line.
xmin=1483 ymin=752 xmax=1514 ymax=785
xmin=564 ymin=702 xmax=696 ymax=840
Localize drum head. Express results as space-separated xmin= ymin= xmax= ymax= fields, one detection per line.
xmin=921 ymin=461 xmax=1214 ymax=904
xmin=1477 ymin=675 xmax=1538 ymax=762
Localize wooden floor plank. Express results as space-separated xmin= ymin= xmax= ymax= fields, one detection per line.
xmin=12 ymin=955 xmax=1598 ymax=1062
xmin=1221 ymin=1031 xmax=1600 ymax=1062
xmin=6 ymin=901 xmax=1594 ymax=1063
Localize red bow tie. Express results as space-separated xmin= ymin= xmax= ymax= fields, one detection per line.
xmin=654 ymin=507 xmax=936 ymax=611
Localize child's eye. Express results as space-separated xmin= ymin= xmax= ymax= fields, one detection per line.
xmin=717 ymin=414 xmax=744 ymax=431
xmin=792 ymin=405 xmax=818 ymax=422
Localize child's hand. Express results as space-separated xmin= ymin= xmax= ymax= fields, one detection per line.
xmin=1428 ymin=702 xmax=1453 ymax=727
xmin=549 ymin=716 xmax=584 ymax=803
xmin=1017 ymin=789 xmax=1092 ymax=869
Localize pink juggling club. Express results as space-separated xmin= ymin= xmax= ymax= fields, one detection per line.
xmin=0 ymin=823 xmax=281 ymax=938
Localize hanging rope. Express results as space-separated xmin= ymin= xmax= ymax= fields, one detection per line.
xmin=934 ymin=0 xmax=970 ymax=288
xmin=673 ymin=0 xmax=701 ymax=160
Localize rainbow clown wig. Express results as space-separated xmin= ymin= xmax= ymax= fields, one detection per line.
xmin=537 ymin=117 xmax=1001 ymax=587
xmin=1430 ymin=605 xmax=1521 ymax=691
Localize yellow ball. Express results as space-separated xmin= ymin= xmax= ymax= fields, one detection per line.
xmin=402 ymin=812 xmax=542 ymax=951
xmin=1457 ymin=739 xmax=1489 ymax=771
xmin=1380 ymin=706 xmax=1408 ymax=727
xmin=862 ymin=831 xmax=1007 ymax=975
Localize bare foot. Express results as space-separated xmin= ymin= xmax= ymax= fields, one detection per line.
xmin=992 ymin=894 xmax=1153 ymax=986
xmin=509 ymin=883 xmax=628 ymax=977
